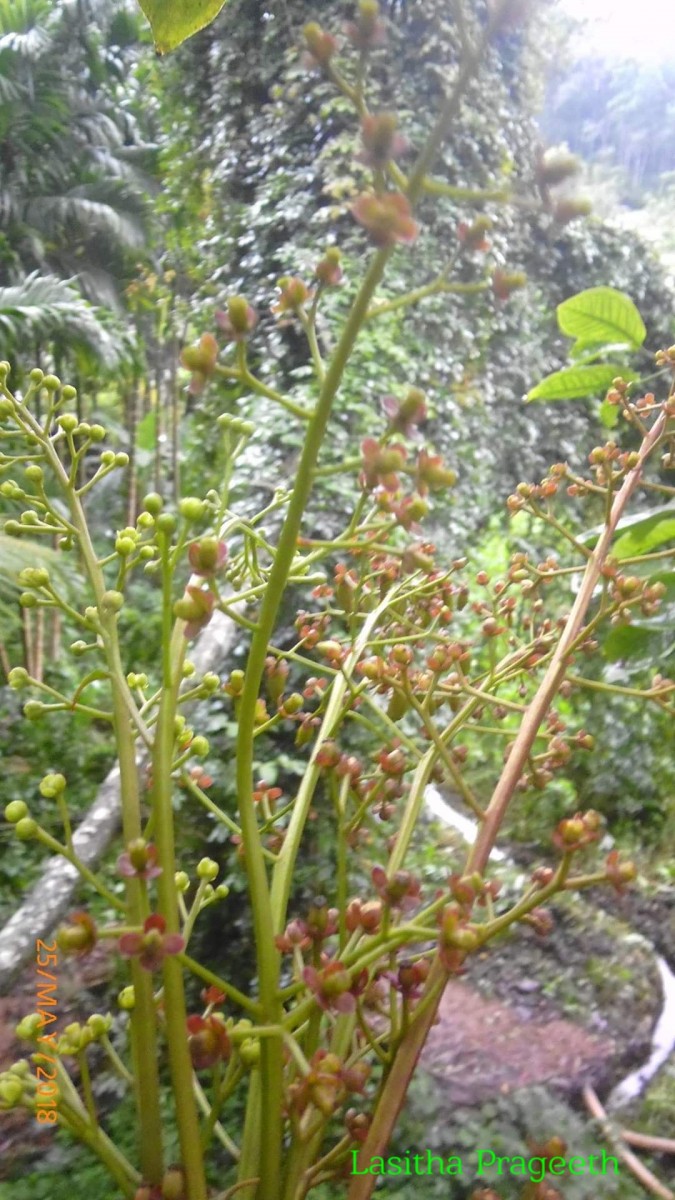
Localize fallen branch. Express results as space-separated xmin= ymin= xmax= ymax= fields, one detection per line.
xmin=621 ymin=1130 xmax=675 ymax=1157
xmin=583 ymin=1084 xmax=675 ymax=1200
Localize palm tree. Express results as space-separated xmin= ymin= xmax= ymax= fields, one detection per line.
xmin=0 ymin=0 xmax=154 ymax=364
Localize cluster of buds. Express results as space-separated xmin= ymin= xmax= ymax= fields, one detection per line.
xmin=288 ymin=1048 xmax=369 ymax=1117
xmin=352 ymin=191 xmax=419 ymax=248
xmin=551 ymin=810 xmax=602 ymax=855
xmin=275 ymin=897 xmax=339 ymax=953
xmin=303 ymin=960 xmax=367 ymax=1014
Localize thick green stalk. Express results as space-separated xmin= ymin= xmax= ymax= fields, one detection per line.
xmin=12 ymin=395 xmax=165 ymax=1184
xmin=235 ymin=247 xmax=392 ymax=1199
xmin=153 ymin=552 xmax=208 ymax=1198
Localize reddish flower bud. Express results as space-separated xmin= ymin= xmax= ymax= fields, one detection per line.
xmin=303 ymin=21 xmax=338 ymax=67
xmin=188 ymin=537 xmax=227 ymax=577
xmin=180 ymin=333 xmax=218 ymax=395
xmin=359 ymin=113 xmax=408 ymax=169
xmin=346 ymin=0 xmax=387 ymax=49
xmin=173 ymin=585 xmax=215 ymax=639
xmin=492 ymin=268 xmax=527 ymax=301
xmin=273 ymin=276 xmax=311 ymax=314
xmin=215 ymin=296 xmax=258 ymax=341
xmin=315 ymin=246 xmax=343 ymax=287
xmin=56 ymin=911 xmax=97 ymax=956
xmin=457 ymin=215 xmax=492 ymax=252
xmin=352 ymin=191 xmax=419 ymax=248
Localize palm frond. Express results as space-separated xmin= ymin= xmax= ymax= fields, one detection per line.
xmin=0 ymin=272 xmax=123 ymax=368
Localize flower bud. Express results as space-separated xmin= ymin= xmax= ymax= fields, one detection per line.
xmin=5 ymin=800 xmax=28 ymax=823
xmin=215 ymin=296 xmax=258 ymax=341
xmin=197 ymin=857 xmax=219 ymax=882
xmin=39 ymin=773 xmax=66 ymax=798
xmin=15 ymin=817 xmax=38 ymax=839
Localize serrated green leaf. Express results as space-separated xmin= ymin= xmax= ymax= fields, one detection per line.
xmin=556 ymin=287 xmax=646 ymax=349
xmin=137 ymin=0 xmax=227 ymax=53
xmin=613 ymin=511 xmax=675 ymax=559
xmin=527 ymin=364 xmax=632 ymax=402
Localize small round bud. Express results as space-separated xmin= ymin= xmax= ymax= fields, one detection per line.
xmin=42 ymin=375 xmax=61 ymax=391
xmin=197 ymin=857 xmax=219 ymax=882
xmin=191 ymin=736 xmax=209 ymax=757
xmin=100 ymin=450 xmax=115 ymax=465
xmin=29 ymin=368 xmax=44 ymax=384
xmin=24 ymin=464 xmax=44 ymax=483
xmin=179 ymin=497 xmax=206 ymax=523
xmin=118 ymin=986 xmax=135 ymax=1011
xmin=23 ymin=701 xmax=46 ymax=720
xmin=5 ymin=801 xmax=29 ymax=823
xmin=143 ymin=492 xmax=163 ymax=515
xmin=114 ymin=452 xmax=129 ymax=468
xmin=174 ymin=871 xmax=190 ymax=892
xmin=57 ymin=414 xmax=78 ymax=433
xmin=61 ymin=385 xmax=77 ymax=401
xmin=8 ymin=667 xmax=30 ymax=689
xmin=100 ymin=590 xmax=124 ymax=615
xmin=156 ymin=512 xmax=177 ymax=535
xmin=87 ymin=1013 xmax=113 ymax=1038
xmin=15 ymin=817 xmax=39 ymax=839
xmin=89 ymin=424 xmax=106 ymax=442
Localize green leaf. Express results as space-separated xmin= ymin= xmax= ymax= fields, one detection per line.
xmin=556 ymin=287 xmax=646 ymax=350
xmin=603 ymin=624 xmax=656 ymax=662
xmin=613 ymin=510 xmax=675 ymax=559
xmin=527 ymin=364 xmax=634 ymax=402
xmin=137 ymin=0 xmax=227 ymax=53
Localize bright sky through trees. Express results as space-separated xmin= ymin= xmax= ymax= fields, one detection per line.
xmin=560 ymin=0 xmax=675 ymax=61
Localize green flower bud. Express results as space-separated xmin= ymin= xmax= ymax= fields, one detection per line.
xmin=100 ymin=590 xmax=124 ymax=614
xmin=191 ymin=736 xmax=209 ymax=757
xmin=197 ymin=857 xmax=219 ymax=882
xmin=4 ymin=801 xmax=29 ymax=823
xmin=115 ymin=536 xmax=136 ymax=557
xmin=174 ymin=871 xmax=190 ymax=892
xmin=213 ymin=884 xmax=229 ymax=900
xmin=156 ymin=512 xmax=176 ymax=535
xmin=29 ymin=368 xmax=44 ymax=384
xmin=57 ymin=414 xmax=78 ymax=433
xmin=8 ymin=667 xmax=30 ymax=689
xmin=19 ymin=592 xmax=38 ymax=608
xmin=178 ymin=497 xmax=206 ymax=523
xmin=0 ymin=1076 xmax=23 ymax=1106
xmin=23 ymin=702 xmax=45 ymax=721
xmin=114 ymin=452 xmax=129 ymax=468
xmin=15 ymin=817 xmax=39 ymax=839
xmin=61 ymin=385 xmax=77 ymax=401
xmin=89 ymin=424 xmax=106 ymax=442
xmin=86 ymin=1013 xmax=113 ymax=1038
xmin=24 ymin=465 xmax=44 ymax=483
xmin=42 ymin=375 xmax=60 ymax=391
xmin=39 ymin=773 xmax=66 ymax=798
xmin=16 ymin=1014 xmax=43 ymax=1041
xmin=118 ymin=986 xmax=135 ymax=1011
xmin=100 ymin=450 xmax=115 ymax=466
xmin=142 ymin=492 xmax=163 ymax=516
